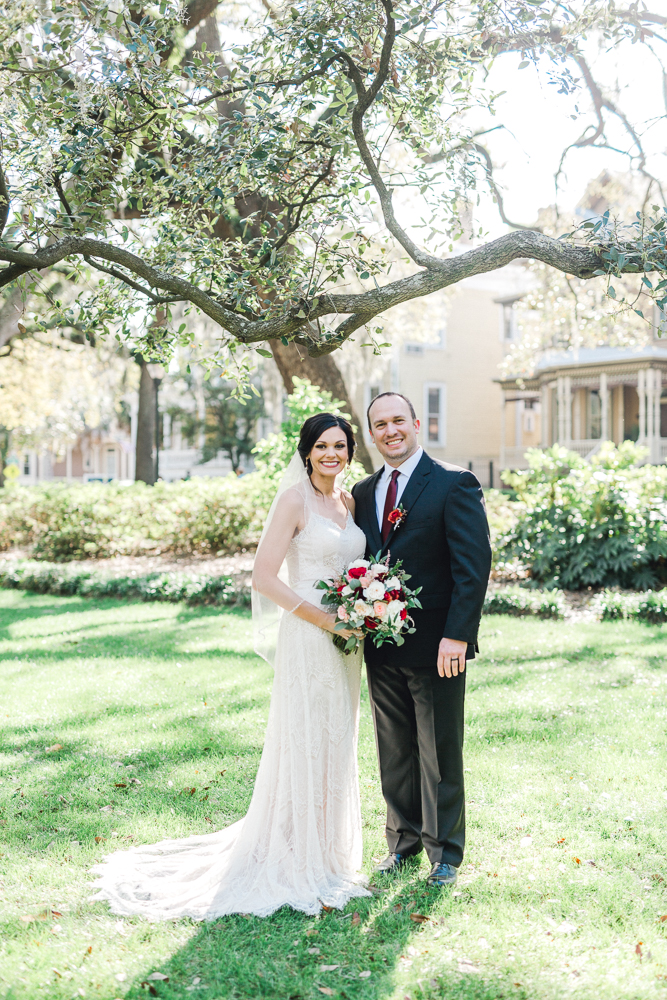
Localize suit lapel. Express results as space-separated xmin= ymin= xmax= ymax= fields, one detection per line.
xmin=358 ymin=469 xmax=383 ymax=556
xmin=381 ymin=451 xmax=432 ymax=553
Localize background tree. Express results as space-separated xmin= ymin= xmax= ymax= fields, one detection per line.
xmin=1 ymin=0 xmax=666 ymax=432
xmin=174 ymin=373 xmax=265 ymax=473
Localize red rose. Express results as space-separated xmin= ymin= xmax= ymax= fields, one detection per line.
xmin=347 ymin=566 xmax=366 ymax=579
xmin=336 ymin=584 xmax=345 ymax=593
xmin=400 ymin=608 xmax=408 ymax=621
xmin=364 ymin=617 xmax=379 ymax=631
xmin=387 ymin=508 xmax=402 ymax=524
xmin=387 ymin=589 xmax=404 ymax=601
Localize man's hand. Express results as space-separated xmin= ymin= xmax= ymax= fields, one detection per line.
xmin=437 ymin=637 xmax=468 ymax=678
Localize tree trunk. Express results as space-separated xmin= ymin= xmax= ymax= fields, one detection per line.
xmin=270 ymin=340 xmax=374 ymax=473
xmin=135 ymin=358 xmax=156 ymax=485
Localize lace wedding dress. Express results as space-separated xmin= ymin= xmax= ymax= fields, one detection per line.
xmin=91 ymin=479 xmax=370 ymax=920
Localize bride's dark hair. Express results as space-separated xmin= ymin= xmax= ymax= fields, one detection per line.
xmin=298 ymin=413 xmax=356 ymax=490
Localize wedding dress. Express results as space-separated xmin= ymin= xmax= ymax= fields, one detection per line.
xmin=90 ymin=475 xmax=371 ymax=920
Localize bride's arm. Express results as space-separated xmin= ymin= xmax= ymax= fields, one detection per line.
xmin=252 ymin=490 xmax=353 ymax=636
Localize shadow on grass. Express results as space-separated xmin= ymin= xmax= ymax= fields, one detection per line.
xmin=108 ymin=873 xmax=526 ymax=1000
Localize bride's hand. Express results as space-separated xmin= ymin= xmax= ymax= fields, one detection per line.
xmin=321 ymin=613 xmax=363 ymax=640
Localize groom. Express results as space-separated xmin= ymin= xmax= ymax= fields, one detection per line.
xmin=352 ymin=392 xmax=491 ymax=887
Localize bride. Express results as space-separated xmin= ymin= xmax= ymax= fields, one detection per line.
xmin=91 ymin=413 xmax=371 ymax=919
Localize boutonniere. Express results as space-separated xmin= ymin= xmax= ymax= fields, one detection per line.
xmin=387 ymin=504 xmax=408 ymax=530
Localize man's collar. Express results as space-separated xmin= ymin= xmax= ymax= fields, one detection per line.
xmin=382 ymin=446 xmax=423 ymax=480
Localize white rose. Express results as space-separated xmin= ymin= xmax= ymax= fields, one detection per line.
xmin=385 ymin=576 xmax=400 ymax=591
xmin=353 ymin=600 xmax=372 ymax=617
xmin=341 ymin=585 xmax=353 ymax=596
xmin=348 ymin=559 xmax=370 ymax=570
xmin=363 ymin=580 xmax=386 ymax=601
xmin=386 ymin=600 xmax=406 ymax=619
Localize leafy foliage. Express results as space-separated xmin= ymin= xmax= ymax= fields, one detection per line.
xmin=252 ymin=376 xmax=367 ymax=484
xmin=483 ymin=587 xmax=565 ymax=620
xmin=0 ymin=559 xmax=249 ymax=607
xmin=0 ymin=475 xmax=272 ymax=560
xmin=1 ymin=0 xmax=664 ymax=373
xmin=498 ymin=443 xmax=667 ymax=591
xmin=173 ymin=374 xmax=265 ymax=472
xmin=593 ymin=588 xmax=667 ymax=623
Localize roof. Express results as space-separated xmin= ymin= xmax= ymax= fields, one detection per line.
xmin=535 ymin=344 xmax=667 ymax=373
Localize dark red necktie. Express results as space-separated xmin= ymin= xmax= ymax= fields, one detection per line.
xmin=381 ymin=469 xmax=400 ymax=542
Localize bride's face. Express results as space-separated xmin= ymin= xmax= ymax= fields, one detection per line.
xmin=308 ymin=427 xmax=349 ymax=479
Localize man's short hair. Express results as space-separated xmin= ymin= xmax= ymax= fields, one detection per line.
xmin=367 ymin=391 xmax=417 ymax=430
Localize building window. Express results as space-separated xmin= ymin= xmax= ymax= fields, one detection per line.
xmin=424 ymin=383 xmax=446 ymax=447
xmin=23 ymin=454 xmax=30 ymax=475
xmin=106 ymin=447 xmax=117 ymax=478
xmin=405 ymin=343 xmax=424 ymax=355
xmin=589 ymin=389 xmax=602 ymax=439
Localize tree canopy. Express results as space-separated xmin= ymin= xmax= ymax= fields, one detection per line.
xmin=2 ymin=0 xmax=666 ymax=378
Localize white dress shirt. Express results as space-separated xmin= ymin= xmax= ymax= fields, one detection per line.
xmin=375 ymin=447 xmax=424 ymax=530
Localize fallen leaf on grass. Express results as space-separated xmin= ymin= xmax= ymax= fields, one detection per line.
xmin=308 ymin=947 xmax=321 ymax=954
xmin=659 ymin=915 xmax=667 ymax=922
xmin=319 ymin=965 xmax=339 ymax=971
xmin=129 ymin=778 xmax=142 ymax=785
xmin=146 ymin=972 xmax=169 ymax=981
xmin=359 ymin=970 xmax=371 ymax=978
xmin=351 ymin=912 xmax=360 ymax=926
xmin=141 ymin=985 xmax=159 ymax=997
xmin=457 ymin=958 xmax=480 ymax=974
xmin=94 ymin=836 xmax=106 ymax=844
xmin=410 ymin=913 xmax=429 ymax=924
xmin=557 ymin=838 xmax=566 ymax=844
xmin=393 ymin=904 xmax=402 ymax=913
xmin=321 ymin=905 xmax=335 ymax=913
xmin=52 ymin=969 xmax=62 ymax=978
xmin=181 ymin=787 xmax=196 ymax=796
xmin=100 ymin=805 xmax=113 ymax=813
xmin=204 ymin=817 xmax=213 ymax=824
xmin=572 ymin=857 xmax=581 ymax=865
xmin=636 ymin=942 xmax=643 ymax=960
xmin=46 ymin=744 xmax=62 ymax=753
xmin=219 ymin=770 xmax=226 ymax=776
xmin=318 ymin=989 xmax=335 ymax=996
xmin=114 ymin=783 xmax=127 ymax=789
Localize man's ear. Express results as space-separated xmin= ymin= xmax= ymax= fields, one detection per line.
xmin=414 ymin=419 xmax=420 ymax=434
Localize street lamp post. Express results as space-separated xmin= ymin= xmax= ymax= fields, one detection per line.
xmin=146 ymin=363 xmax=165 ymax=483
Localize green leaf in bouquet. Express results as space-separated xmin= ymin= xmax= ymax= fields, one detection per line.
xmin=395 ymin=635 xmax=405 ymax=646
xmin=349 ymin=579 xmax=361 ymax=590
xmin=345 ymin=636 xmax=358 ymax=652
xmin=315 ymin=580 xmax=330 ymax=590
xmin=412 ymin=598 xmax=422 ymax=609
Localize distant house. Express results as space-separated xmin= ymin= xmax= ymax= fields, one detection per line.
xmin=349 ymin=265 xmax=528 ymax=485
xmin=497 ymin=317 xmax=667 ymax=469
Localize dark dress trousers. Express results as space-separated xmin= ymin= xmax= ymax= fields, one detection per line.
xmin=351 ymin=451 xmax=491 ymax=867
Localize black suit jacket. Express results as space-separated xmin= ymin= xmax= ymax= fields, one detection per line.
xmin=351 ymin=451 xmax=492 ymax=648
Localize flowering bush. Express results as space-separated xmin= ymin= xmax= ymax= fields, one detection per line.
xmin=316 ymin=554 xmax=422 ymax=653
xmin=498 ymin=443 xmax=667 ymax=591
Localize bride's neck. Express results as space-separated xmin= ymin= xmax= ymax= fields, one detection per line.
xmin=309 ymin=472 xmax=337 ymax=498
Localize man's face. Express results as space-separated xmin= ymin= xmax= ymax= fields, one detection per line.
xmin=368 ymin=395 xmax=420 ymax=466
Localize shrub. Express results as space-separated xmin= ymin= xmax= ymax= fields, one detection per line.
xmin=0 ymin=474 xmax=271 ymax=560
xmin=0 ymin=560 xmax=249 ymax=607
xmin=593 ymin=589 xmax=667 ymax=623
xmin=497 ymin=443 xmax=667 ymax=591
xmin=483 ymin=587 xmax=566 ymax=620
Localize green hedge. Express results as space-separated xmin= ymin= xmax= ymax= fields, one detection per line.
xmin=592 ymin=589 xmax=667 ymax=623
xmin=0 ymin=560 xmax=250 ymax=607
xmin=0 ymin=475 xmax=272 ymax=560
xmin=483 ymin=587 xmax=566 ymax=620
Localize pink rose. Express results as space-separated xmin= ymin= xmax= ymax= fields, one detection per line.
xmin=337 ymin=606 xmax=350 ymax=622
xmin=359 ymin=574 xmax=373 ymax=589
xmin=373 ymin=601 xmax=388 ymax=620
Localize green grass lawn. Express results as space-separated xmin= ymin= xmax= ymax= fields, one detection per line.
xmin=0 ymin=590 xmax=666 ymax=1000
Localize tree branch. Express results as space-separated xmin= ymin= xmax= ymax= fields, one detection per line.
xmin=348 ymin=0 xmax=444 ymax=271
xmin=0 ymin=157 xmax=9 ymax=238
xmin=1 ymin=230 xmax=654 ymax=355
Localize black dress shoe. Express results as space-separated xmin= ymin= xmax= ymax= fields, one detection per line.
xmin=426 ymin=862 xmax=458 ymax=887
xmin=374 ymin=852 xmax=411 ymax=874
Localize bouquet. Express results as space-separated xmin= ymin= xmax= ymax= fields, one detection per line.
xmin=316 ymin=554 xmax=422 ymax=654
